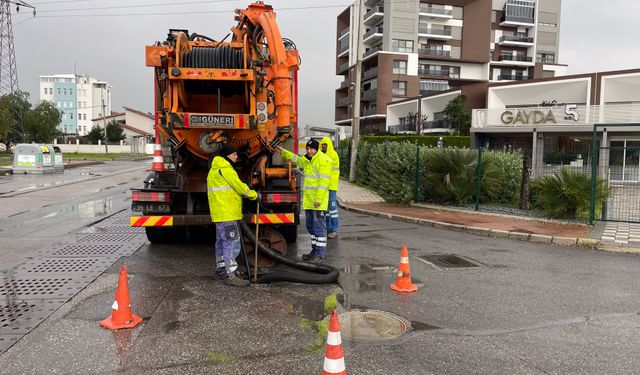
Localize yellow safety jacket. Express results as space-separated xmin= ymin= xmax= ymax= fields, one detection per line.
xmin=282 ymin=149 xmax=332 ymax=211
xmin=207 ymin=156 xmax=257 ymax=222
xmin=320 ymin=137 xmax=340 ymax=191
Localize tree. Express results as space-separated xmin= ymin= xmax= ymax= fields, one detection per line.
xmin=86 ymin=125 xmax=104 ymax=144
xmin=406 ymin=111 xmax=429 ymax=134
xmin=0 ymin=91 xmax=31 ymax=148
xmin=23 ymin=101 xmax=62 ymax=143
xmin=106 ymin=120 xmax=126 ymax=144
xmin=443 ymin=94 xmax=471 ymax=136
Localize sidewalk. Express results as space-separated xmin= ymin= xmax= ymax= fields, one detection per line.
xmin=336 ymin=179 xmax=631 ymax=252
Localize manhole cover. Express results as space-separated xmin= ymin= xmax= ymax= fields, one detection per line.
xmin=417 ymin=254 xmax=480 ymax=269
xmin=338 ymin=310 xmax=407 ymax=341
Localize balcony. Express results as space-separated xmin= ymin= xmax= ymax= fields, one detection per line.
xmin=363 ymin=67 xmax=378 ymax=80
xmin=363 ymin=27 xmax=383 ymax=43
xmin=419 ymin=5 xmax=453 ymax=19
xmin=335 ymin=113 xmax=350 ymax=122
xmin=424 ymin=119 xmax=452 ymax=130
xmin=500 ymin=14 xmax=535 ymax=27
xmin=362 ymin=88 xmax=377 ymax=100
xmin=363 ymin=45 xmax=381 ymax=58
xmin=338 ymin=43 xmax=349 ymax=57
xmin=388 ymin=123 xmax=417 ymax=134
xmin=497 ymin=74 xmax=530 ymax=81
xmin=499 ymin=54 xmax=533 ymax=63
xmin=420 ymin=88 xmax=449 ymax=96
xmin=418 ymin=69 xmax=460 ymax=79
xmin=362 ymin=107 xmax=378 ymax=116
xmin=338 ymin=27 xmax=350 ymax=39
xmin=418 ymin=48 xmax=451 ymax=58
xmin=339 ymin=80 xmax=350 ymax=89
xmin=338 ymin=61 xmax=349 ymax=73
xmin=364 ymin=6 xmax=384 ymax=25
xmin=498 ymin=35 xmax=534 ymax=46
xmin=337 ymin=97 xmax=350 ymax=107
xmin=418 ymin=27 xmax=452 ymax=40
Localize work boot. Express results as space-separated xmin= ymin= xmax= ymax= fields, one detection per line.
xmin=214 ymin=268 xmax=227 ymax=280
xmin=327 ymin=232 xmax=338 ymax=239
xmin=226 ymin=274 xmax=250 ymax=287
xmin=301 ymin=252 xmax=316 ymax=261
xmin=307 ymin=255 xmax=323 ymax=263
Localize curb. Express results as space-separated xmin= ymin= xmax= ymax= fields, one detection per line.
xmin=339 ymin=201 xmax=603 ymax=251
xmin=64 ymin=161 xmax=105 ymax=169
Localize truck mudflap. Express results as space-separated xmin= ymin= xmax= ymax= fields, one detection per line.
xmin=130 ymin=213 xmax=297 ymax=227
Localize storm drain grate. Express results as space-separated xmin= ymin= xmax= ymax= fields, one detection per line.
xmin=41 ymin=242 xmax=142 ymax=257
xmin=0 ymin=334 xmax=20 ymax=353
xmin=82 ymin=225 xmax=145 ymax=234
xmin=0 ymin=276 xmax=91 ymax=300
xmin=417 ymin=254 xmax=481 ymax=269
xmin=77 ymin=233 xmax=145 ymax=243
xmin=338 ymin=310 xmax=408 ymax=341
xmin=105 ymin=217 xmax=132 ymax=226
xmin=0 ymin=299 xmax=66 ymax=334
xmin=13 ymin=257 xmax=119 ymax=276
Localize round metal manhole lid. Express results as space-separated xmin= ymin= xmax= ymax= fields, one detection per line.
xmin=338 ymin=310 xmax=408 ymax=341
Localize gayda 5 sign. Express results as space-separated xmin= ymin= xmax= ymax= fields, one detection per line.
xmin=500 ymin=104 xmax=580 ymax=125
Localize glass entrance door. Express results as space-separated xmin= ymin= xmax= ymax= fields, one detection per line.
xmin=609 ymin=140 xmax=640 ymax=182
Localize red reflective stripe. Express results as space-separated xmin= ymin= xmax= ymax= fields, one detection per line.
xmin=133 ymin=217 xmax=147 ymax=226
xmin=152 ymin=192 xmax=158 ymax=201
xmin=276 ymin=214 xmax=290 ymax=223
xmin=239 ymin=115 xmax=244 ymax=129
xmin=183 ymin=113 xmax=189 ymax=128
xmin=260 ymin=215 xmax=272 ymax=224
xmin=155 ymin=216 xmax=170 ymax=226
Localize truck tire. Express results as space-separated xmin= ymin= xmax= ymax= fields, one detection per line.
xmin=278 ymin=225 xmax=298 ymax=243
xmin=145 ymin=227 xmax=187 ymax=244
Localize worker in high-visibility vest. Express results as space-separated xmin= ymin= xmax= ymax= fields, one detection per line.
xmin=320 ymin=137 xmax=340 ymax=239
xmin=276 ymin=138 xmax=332 ymax=262
xmin=207 ymin=145 xmax=257 ymax=287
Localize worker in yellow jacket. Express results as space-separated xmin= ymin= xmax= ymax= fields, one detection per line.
xmin=320 ymin=137 xmax=340 ymax=238
xmin=276 ymin=138 xmax=332 ymax=262
xmin=207 ymin=145 xmax=257 ymax=287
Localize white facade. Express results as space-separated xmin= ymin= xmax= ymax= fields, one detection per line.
xmin=39 ymin=74 xmax=112 ymax=136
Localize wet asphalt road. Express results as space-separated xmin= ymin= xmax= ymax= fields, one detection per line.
xmin=2 ymin=161 xmax=640 ymax=374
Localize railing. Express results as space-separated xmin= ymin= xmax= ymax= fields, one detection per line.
xmin=362 ymin=88 xmax=377 ymax=100
xmin=336 ymin=113 xmax=349 ymax=121
xmin=499 ymin=54 xmax=533 ymax=62
xmin=363 ymin=67 xmax=378 ymax=79
xmin=497 ymin=74 xmax=529 ymax=81
xmin=364 ymin=6 xmax=384 ymax=20
xmin=424 ymin=119 xmax=452 ymax=129
xmin=420 ymin=89 xmax=449 ymax=96
xmin=338 ymin=43 xmax=349 ymax=54
xmin=337 ymin=97 xmax=350 ymax=106
xmin=418 ymin=48 xmax=451 ymax=57
xmin=338 ymin=62 xmax=350 ymax=72
xmin=499 ymin=35 xmax=534 ymax=43
xmin=363 ymin=27 xmax=383 ymax=40
xmin=418 ymin=28 xmax=452 ymax=37
xmin=388 ymin=124 xmax=417 ymax=133
xmin=362 ymin=107 xmax=378 ymax=116
xmin=471 ymin=104 xmax=640 ymax=129
xmin=339 ymin=80 xmax=350 ymax=89
xmin=363 ymin=46 xmax=381 ymax=58
xmin=339 ymin=27 xmax=350 ymax=38
xmin=418 ymin=69 xmax=459 ymax=78
xmin=419 ymin=5 xmax=453 ymax=16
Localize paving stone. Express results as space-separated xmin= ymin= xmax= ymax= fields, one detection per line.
xmin=552 ymin=236 xmax=577 ymax=246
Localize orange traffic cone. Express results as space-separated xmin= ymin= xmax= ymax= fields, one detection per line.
xmin=149 ymin=130 xmax=167 ymax=172
xmin=100 ymin=265 xmax=143 ymax=330
xmin=322 ymin=310 xmax=346 ymax=375
xmin=390 ymin=244 xmax=418 ymax=293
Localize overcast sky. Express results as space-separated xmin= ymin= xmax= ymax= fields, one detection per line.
xmin=10 ymin=0 xmax=640 ymax=127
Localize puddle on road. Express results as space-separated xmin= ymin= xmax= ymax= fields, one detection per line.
xmin=38 ymin=197 xmax=115 ymax=220
xmin=340 ymin=233 xmax=384 ymax=241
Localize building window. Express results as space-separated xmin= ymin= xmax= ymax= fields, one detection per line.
xmin=57 ymin=88 xmax=61 ymax=95
xmin=392 ymin=81 xmax=406 ymax=96
xmin=69 ymin=113 xmax=73 ymax=120
xmin=63 ymin=88 xmax=67 ymax=95
xmin=69 ymin=89 xmax=73 ymax=95
xmin=393 ymin=60 xmax=407 ymax=75
xmin=420 ymin=80 xmax=450 ymax=93
xmin=78 ymin=114 xmax=82 ymax=120
xmin=391 ymin=39 xmax=414 ymax=53
xmin=83 ymin=114 xmax=86 ymax=120
xmin=43 ymin=88 xmax=47 ymax=96
xmin=536 ymin=52 xmax=555 ymax=64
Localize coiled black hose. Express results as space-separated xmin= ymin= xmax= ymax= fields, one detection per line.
xmin=181 ymin=46 xmax=244 ymax=69
xmin=239 ymin=220 xmax=339 ymax=284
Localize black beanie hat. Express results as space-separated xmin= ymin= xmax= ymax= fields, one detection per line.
xmin=306 ymin=138 xmax=319 ymax=150
xmin=219 ymin=145 xmax=236 ymax=158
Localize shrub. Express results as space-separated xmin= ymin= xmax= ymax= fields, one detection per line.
xmin=483 ymin=150 xmax=523 ymax=204
xmin=361 ymin=135 xmax=470 ymax=148
xmin=367 ymin=142 xmax=421 ymax=203
xmin=531 ymin=168 xmax=609 ymax=221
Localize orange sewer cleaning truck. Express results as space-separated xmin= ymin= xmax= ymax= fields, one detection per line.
xmin=130 ymin=2 xmax=301 ymax=259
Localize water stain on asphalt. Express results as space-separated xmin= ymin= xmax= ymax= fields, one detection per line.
xmin=39 ymin=197 xmax=114 ymax=219
xmin=410 ymin=320 xmax=440 ymax=331
xmin=340 ymin=233 xmax=384 ymax=241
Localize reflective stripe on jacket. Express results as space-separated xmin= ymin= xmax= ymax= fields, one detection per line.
xmin=207 ymin=156 xmax=257 ymax=222
xmin=281 ymin=149 xmax=332 ymax=211
xmin=320 ymin=136 xmax=340 ymax=191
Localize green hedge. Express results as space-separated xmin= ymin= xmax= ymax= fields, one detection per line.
xmin=361 ymin=135 xmax=470 ymax=148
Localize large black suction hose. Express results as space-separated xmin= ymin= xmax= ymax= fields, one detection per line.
xmin=239 ymin=221 xmax=339 ymax=284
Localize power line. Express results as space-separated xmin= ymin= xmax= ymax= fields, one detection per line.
xmin=37 ymin=0 xmax=238 ymax=13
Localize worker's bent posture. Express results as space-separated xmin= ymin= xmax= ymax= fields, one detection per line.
xmin=320 ymin=137 xmax=340 ymax=239
xmin=277 ymin=139 xmax=332 ymax=262
xmin=207 ymin=145 xmax=258 ymax=287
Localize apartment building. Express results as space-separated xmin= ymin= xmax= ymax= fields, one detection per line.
xmin=335 ymin=0 xmax=564 ymax=134
xmin=40 ymin=74 xmax=112 ymax=136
